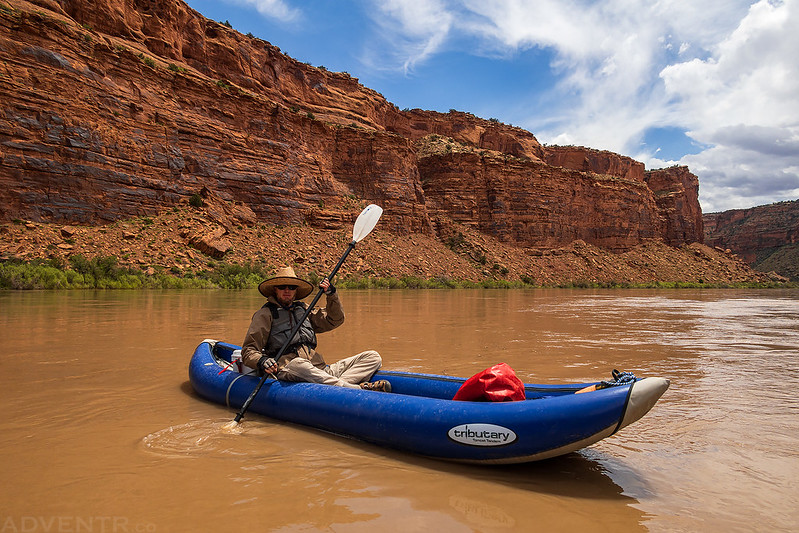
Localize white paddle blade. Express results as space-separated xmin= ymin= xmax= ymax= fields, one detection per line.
xmin=352 ymin=204 xmax=383 ymax=242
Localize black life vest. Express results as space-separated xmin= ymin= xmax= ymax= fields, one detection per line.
xmin=263 ymin=301 xmax=318 ymax=358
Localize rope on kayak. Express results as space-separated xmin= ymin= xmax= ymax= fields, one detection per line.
xmin=225 ymin=374 xmax=248 ymax=408
xmin=597 ymin=369 xmax=637 ymax=389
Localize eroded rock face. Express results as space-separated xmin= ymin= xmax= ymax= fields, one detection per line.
xmin=0 ymin=0 xmax=704 ymax=252
xmin=645 ymin=166 xmax=704 ymax=245
xmin=544 ymin=146 xmax=646 ymax=183
xmin=389 ymin=109 xmax=545 ymax=160
xmin=0 ymin=0 xmax=431 ymax=235
xmin=420 ymin=152 xmax=661 ymax=252
xmin=704 ymin=200 xmax=799 ymax=263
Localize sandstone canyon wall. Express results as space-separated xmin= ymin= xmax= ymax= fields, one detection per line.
xmin=541 ymin=147 xmax=703 ymax=248
xmin=0 ymin=0 xmax=703 ymax=252
xmin=420 ymin=151 xmax=661 ymax=252
xmin=645 ymin=165 xmax=703 ymax=245
xmin=704 ymin=200 xmax=799 ymax=280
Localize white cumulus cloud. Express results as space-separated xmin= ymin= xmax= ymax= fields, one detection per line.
xmin=365 ymin=0 xmax=799 ymax=212
xmin=234 ymin=0 xmax=301 ymax=23
xmin=659 ymin=0 xmax=799 ymax=211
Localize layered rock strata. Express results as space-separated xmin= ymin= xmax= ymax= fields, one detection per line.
xmin=419 ymin=151 xmax=661 ymax=252
xmin=704 ymin=200 xmax=799 ymax=280
xmin=0 ymin=0 xmax=703 ymax=256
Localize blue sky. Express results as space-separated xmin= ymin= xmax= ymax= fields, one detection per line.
xmin=184 ymin=0 xmax=799 ymax=213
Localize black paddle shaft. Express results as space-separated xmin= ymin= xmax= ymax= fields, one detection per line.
xmin=232 ymin=241 xmax=357 ymax=423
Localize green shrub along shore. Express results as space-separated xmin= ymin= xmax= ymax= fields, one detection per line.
xmin=0 ymin=255 xmax=792 ymax=290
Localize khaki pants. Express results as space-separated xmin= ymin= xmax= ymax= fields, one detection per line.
xmin=278 ymin=350 xmax=382 ymax=389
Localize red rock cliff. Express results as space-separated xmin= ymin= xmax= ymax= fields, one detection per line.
xmin=0 ymin=0 xmax=703 ymax=252
xmin=704 ymin=200 xmax=799 ymax=263
xmin=0 ymin=0 xmax=433 ymax=235
xmin=420 ymin=151 xmax=661 ymax=251
xmin=544 ymin=145 xmax=645 ymax=183
xmin=645 ymin=166 xmax=704 ymax=245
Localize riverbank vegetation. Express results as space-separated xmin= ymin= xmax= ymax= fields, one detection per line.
xmin=1 ymin=256 xmax=792 ymax=290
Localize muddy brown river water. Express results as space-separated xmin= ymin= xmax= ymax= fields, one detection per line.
xmin=1 ymin=289 xmax=797 ymax=532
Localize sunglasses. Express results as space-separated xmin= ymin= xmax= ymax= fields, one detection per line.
xmin=275 ymin=285 xmax=298 ymax=291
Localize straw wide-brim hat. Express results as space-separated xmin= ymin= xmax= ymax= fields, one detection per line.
xmin=258 ymin=266 xmax=313 ymax=299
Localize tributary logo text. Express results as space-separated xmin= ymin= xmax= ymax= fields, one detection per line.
xmin=447 ymin=424 xmax=517 ymax=447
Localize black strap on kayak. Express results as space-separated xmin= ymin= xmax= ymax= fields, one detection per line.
xmin=612 ymin=384 xmax=636 ymax=435
xmin=602 ymin=369 xmax=637 ymax=435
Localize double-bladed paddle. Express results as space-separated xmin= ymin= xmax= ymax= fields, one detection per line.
xmin=225 ymin=204 xmax=383 ymax=429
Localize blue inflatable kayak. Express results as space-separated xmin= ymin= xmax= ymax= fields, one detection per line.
xmin=189 ymin=340 xmax=669 ymax=464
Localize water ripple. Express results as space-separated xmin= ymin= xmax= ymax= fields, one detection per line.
xmin=141 ymin=419 xmax=273 ymax=459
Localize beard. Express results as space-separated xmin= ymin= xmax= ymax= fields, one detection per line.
xmin=276 ymin=293 xmax=295 ymax=307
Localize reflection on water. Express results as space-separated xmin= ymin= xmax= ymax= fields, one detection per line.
xmin=0 ymin=289 xmax=797 ymax=532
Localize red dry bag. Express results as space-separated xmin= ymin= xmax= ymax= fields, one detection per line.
xmin=452 ymin=362 xmax=526 ymax=402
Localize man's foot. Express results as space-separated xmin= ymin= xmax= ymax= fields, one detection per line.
xmin=360 ymin=380 xmax=392 ymax=392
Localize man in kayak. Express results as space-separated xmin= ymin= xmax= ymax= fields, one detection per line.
xmin=241 ymin=266 xmax=391 ymax=392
